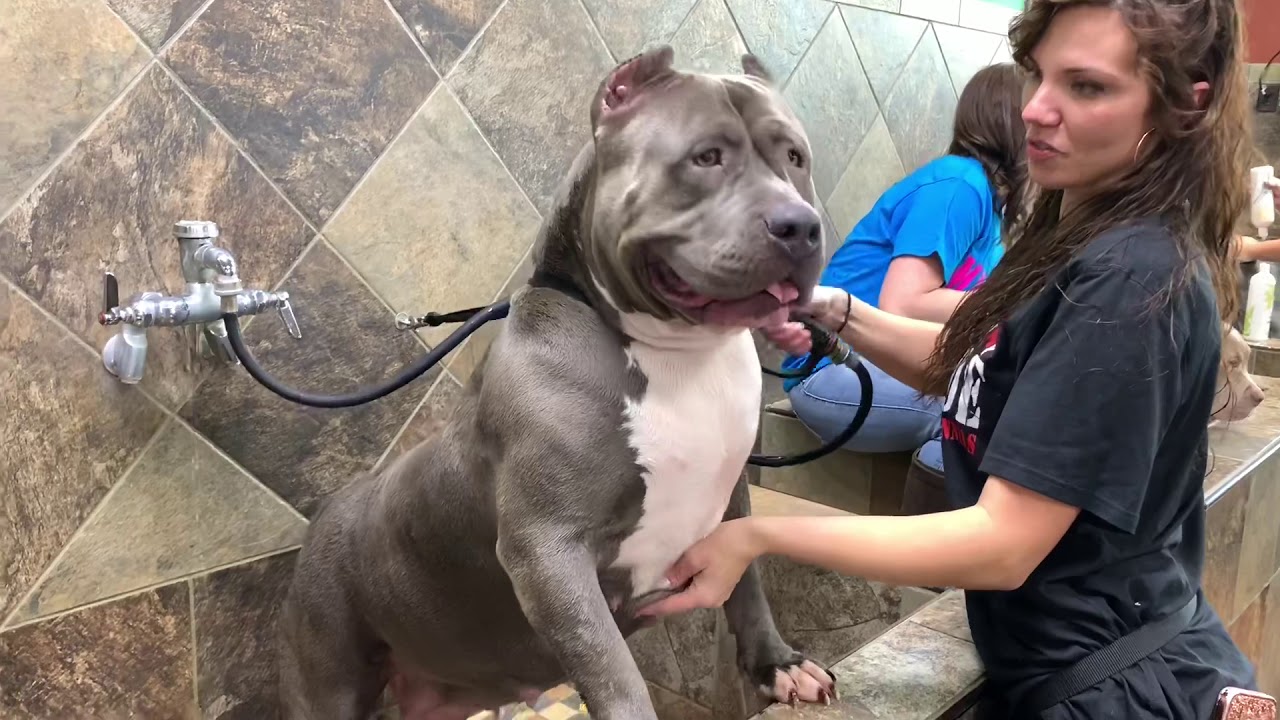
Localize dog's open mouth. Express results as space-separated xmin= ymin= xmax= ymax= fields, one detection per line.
xmin=649 ymin=261 xmax=799 ymax=327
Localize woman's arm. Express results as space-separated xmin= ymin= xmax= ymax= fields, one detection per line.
xmin=878 ymin=256 xmax=970 ymax=323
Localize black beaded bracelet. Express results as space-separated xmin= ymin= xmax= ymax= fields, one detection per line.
xmin=836 ymin=291 xmax=852 ymax=334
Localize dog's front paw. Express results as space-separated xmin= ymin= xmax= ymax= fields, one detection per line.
xmin=755 ymin=658 xmax=837 ymax=706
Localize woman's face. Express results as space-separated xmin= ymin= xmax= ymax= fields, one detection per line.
xmin=1020 ymin=6 xmax=1152 ymax=196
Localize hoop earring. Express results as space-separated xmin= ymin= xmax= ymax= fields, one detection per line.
xmin=1133 ymin=128 xmax=1154 ymax=161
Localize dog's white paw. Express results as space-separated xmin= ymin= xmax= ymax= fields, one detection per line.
xmin=765 ymin=659 xmax=837 ymax=706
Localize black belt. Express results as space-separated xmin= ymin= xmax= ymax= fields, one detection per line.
xmin=1016 ymin=594 xmax=1199 ymax=715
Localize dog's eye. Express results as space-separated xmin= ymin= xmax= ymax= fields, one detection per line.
xmin=693 ymin=148 xmax=722 ymax=167
xmin=787 ymin=148 xmax=805 ymax=167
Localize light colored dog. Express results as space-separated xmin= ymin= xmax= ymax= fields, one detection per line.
xmin=1211 ymin=324 xmax=1265 ymax=425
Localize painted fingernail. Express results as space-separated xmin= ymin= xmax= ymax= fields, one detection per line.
xmin=819 ymin=689 xmax=829 ymax=705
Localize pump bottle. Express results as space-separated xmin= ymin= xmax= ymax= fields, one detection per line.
xmin=1244 ymin=261 xmax=1276 ymax=342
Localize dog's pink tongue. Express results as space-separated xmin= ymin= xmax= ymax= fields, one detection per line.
xmin=764 ymin=281 xmax=800 ymax=304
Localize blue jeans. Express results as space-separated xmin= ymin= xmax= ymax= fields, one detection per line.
xmin=787 ymin=360 xmax=946 ymax=472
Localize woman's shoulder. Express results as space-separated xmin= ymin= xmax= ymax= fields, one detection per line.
xmin=1070 ymin=217 xmax=1194 ymax=286
xmin=911 ymin=155 xmax=991 ymax=190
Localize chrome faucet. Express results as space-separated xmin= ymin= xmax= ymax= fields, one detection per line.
xmin=98 ymin=220 xmax=301 ymax=384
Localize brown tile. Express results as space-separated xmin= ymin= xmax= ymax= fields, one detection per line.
xmin=449 ymin=0 xmax=615 ymax=215
xmin=9 ymin=421 xmax=306 ymax=625
xmin=648 ymin=682 xmax=711 ymax=720
xmin=0 ymin=584 xmax=194 ymax=717
xmin=385 ymin=374 xmax=466 ymax=464
xmin=1206 ymin=454 xmax=1244 ymax=495
xmin=324 ymin=87 xmax=539 ymax=368
xmin=1235 ymin=458 xmax=1280 ymax=619
xmin=179 ymin=241 xmax=436 ymax=517
xmin=1209 ymin=421 xmax=1278 ymax=463
xmin=667 ymin=0 xmax=750 ymax=76
xmin=442 ymin=247 xmax=536 ymax=383
xmin=1204 ymin=474 xmax=1251 ymax=621
xmin=827 ymin=622 xmax=980 ymax=720
xmin=0 ymin=0 xmax=150 ymax=214
xmin=910 ymin=590 xmax=971 ymax=643
xmin=581 ymin=0 xmax=698 ymax=60
xmin=106 ymin=0 xmax=207 ymax=47
xmin=1260 ymin=580 xmax=1280 ymax=697
xmin=0 ymin=281 xmax=168 ymax=621
xmin=164 ymin=0 xmax=439 ymax=224
xmin=1228 ymin=585 xmax=1266 ymax=667
xmin=0 ymin=66 xmax=313 ymax=409
xmin=386 ymin=0 xmax=505 ymax=72
xmin=193 ymin=550 xmax=298 ymax=719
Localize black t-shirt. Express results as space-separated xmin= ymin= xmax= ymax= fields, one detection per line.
xmin=939 ymin=219 xmax=1258 ymax=719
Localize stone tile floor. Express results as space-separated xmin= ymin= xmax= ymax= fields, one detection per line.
xmin=470 ymin=684 xmax=588 ymax=720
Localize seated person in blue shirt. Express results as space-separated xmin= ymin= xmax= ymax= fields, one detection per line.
xmin=781 ymin=62 xmax=1028 ymax=476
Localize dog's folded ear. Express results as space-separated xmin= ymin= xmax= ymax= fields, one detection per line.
xmin=741 ymin=53 xmax=773 ymax=84
xmin=592 ymin=45 xmax=676 ymax=125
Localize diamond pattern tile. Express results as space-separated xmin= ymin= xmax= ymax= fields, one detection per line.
xmin=933 ymin=23 xmax=1003 ymax=96
xmin=668 ymin=0 xmax=750 ymax=76
xmin=581 ymin=0 xmax=699 ymax=61
xmin=0 ymin=584 xmax=193 ymax=716
xmin=0 ymin=0 xmax=149 ymax=215
xmin=0 ymin=65 xmax=313 ymax=410
xmin=841 ymin=5 xmax=928 ymax=104
xmin=0 ymin=279 xmax=169 ymax=624
xmin=388 ymin=0 xmax=506 ymax=72
xmin=179 ymin=240 xmax=438 ymax=517
xmin=899 ymin=0 xmax=959 ymax=24
xmin=325 ymin=87 xmax=538 ymax=354
xmin=438 ymin=245 xmax=535 ymax=383
xmin=448 ymin=0 xmax=615 ymax=216
xmin=835 ymin=0 xmax=899 ymax=11
xmin=164 ymin=0 xmax=440 ymax=224
xmin=105 ymin=0 xmax=207 ymax=47
xmin=826 ymin=113 xmax=905 ymax=240
xmin=990 ymin=39 xmax=1013 ymax=64
xmin=782 ymin=9 xmax=879 ymax=202
xmin=724 ymin=0 xmax=832 ymax=85
xmin=880 ymin=26 xmax=958 ymax=173
xmin=8 ymin=421 xmax=306 ymax=625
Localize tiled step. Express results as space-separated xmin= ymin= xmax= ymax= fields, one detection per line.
xmin=757 ymin=399 xmax=913 ymax=516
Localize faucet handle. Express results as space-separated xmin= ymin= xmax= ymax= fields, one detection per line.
xmin=276 ymin=292 xmax=302 ymax=340
xmin=100 ymin=272 xmax=122 ymax=325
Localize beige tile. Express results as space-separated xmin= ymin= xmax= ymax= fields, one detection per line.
xmin=1235 ymin=457 xmax=1280 ymax=619
xmin=1204 ymin=474 xmax=1250 ymax=622
xmin=106 ymin=0 xmax=207 ymax=47
xmin=0 ymin=0 xmax=150 ymax=215
xmin=840 ymin=5 xmax=928 ymax=104
xmin=0 ymin=584 xmax=193 ymax=717
xmin=448 ymin=0 xmax=615 ymax=215
xmin=782 ymin=9 xmax=879 ymax=201
xmin=0 ymin=281 xmax=167 ymax=621
xmin=724 ymin=0 xmax=832 ymax=85
xmin=9 ymin=421 xmax=306 ymax=624
xmin=909 ymin=590 xmax=971 ymax=643
xmin=164 ymin=0 xmax=439 ymax=224
xmin=668 ymin=0 xmax=750 ymax=76
xmin=826 ymin=114 xmax=905 ymax=238
xmin=581 ymin=0 xmax=699 ymax=60
xmin=388 ymin=0 xmax=506 ymax=72
xmin=442 ymin=248 xmax=536 ymax=383
xmin=325 ymin=87 xmax=538 ymax=356
xmin=0 ymin=66 xmax=313 ymax=409
xmin=179 ymin=241 xmax=437 ymax=517
xmin=386 ymin=373 xmax=467 ymax=463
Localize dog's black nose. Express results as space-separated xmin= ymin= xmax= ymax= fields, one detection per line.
xmin=765 ymin=203 xmax=822 ymax=250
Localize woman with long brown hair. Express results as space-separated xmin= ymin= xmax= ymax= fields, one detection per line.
xmin=640 ymin=0 xmax=1259 ymax=716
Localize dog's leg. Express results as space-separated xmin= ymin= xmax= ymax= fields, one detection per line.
xmin=277 ymin=573 xmax=386 ymax=720
xmin=721 ymin=473 xmax=837 ymax=706
xmin=497 ymin=528 xmax=657 ymax=720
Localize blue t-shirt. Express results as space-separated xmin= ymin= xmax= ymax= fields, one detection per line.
xmin=781 ymin=155 xmax=1005 ymax=390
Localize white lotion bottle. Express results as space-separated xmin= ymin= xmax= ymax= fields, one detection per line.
xmin=1243 ymin=261 xmax=1276 ymax=342
xmin=1251 ymin=165 xmax=1275 ymax=239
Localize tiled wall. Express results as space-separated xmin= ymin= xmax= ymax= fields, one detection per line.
xmin=0 ymin=0 xmax=1021 ymax=715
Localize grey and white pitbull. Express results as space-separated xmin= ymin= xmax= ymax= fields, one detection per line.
xmin=278 ymin=46 xmax=837 ymax=720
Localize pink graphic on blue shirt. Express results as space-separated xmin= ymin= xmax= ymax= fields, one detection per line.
xmin=946 ymin=256 xmax=987 ymax=291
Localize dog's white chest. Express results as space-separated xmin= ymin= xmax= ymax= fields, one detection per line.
xmin=610 ymin=330 xmax=762 ymax=596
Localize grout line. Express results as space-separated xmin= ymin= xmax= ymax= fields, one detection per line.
xmin=378 ymin=0 xmax=445 ymax=80
xmin=189 ymin=580 xmax=201 ymax=709
xmin=572 ymin=0 xmax=617 ymax=64
xmin=1 ymin=546 xmax=302 ymax=634
xmin=0 ymin=56 xmax=155 ymax=228
xmin=316 ymin=81 xmax=444 ymax=238
xmin=313 ymin=236 xmax=433 ymax=353
xmin=154 ymin=62 xmax=321 ymax=240
xmin=372 ymin=370 xmax=450 ymax=470
xmin=94 ymin=0 xmax=159 ymax=56
xmin=668 ymin=0 xmax=705 ymax=43
xmin=442 ymin=82 xmax=545 ymax=221
xmin=930 ymin=23 xmax=963 ymax=100
xmin=155 ymin=0 xmax=221 ymax=56
xmin=778 ymin=3 xmax=835 ymax=93
xmin=1 ymin=415 xmax=175 ymax=630
xmin=443 ymin=0 xmax=515 ymax=81
xmin=719 ymin=0 xmax=752 ymax=63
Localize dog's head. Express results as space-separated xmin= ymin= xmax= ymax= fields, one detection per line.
xmin=579 ymin=46 xmax=824 ymax=330
xmin=1211 ymin=324 xmax=1265 ymax=425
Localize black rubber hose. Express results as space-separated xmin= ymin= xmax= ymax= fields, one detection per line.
xmin=221 ymin=300 xmax=511 ymax=409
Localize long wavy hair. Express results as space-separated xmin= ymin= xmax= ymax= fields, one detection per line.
xmin=950 ymin=62 xmax=1030 ymax=239
xmin=921 ymin=0 xmax=1254 ymax=396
